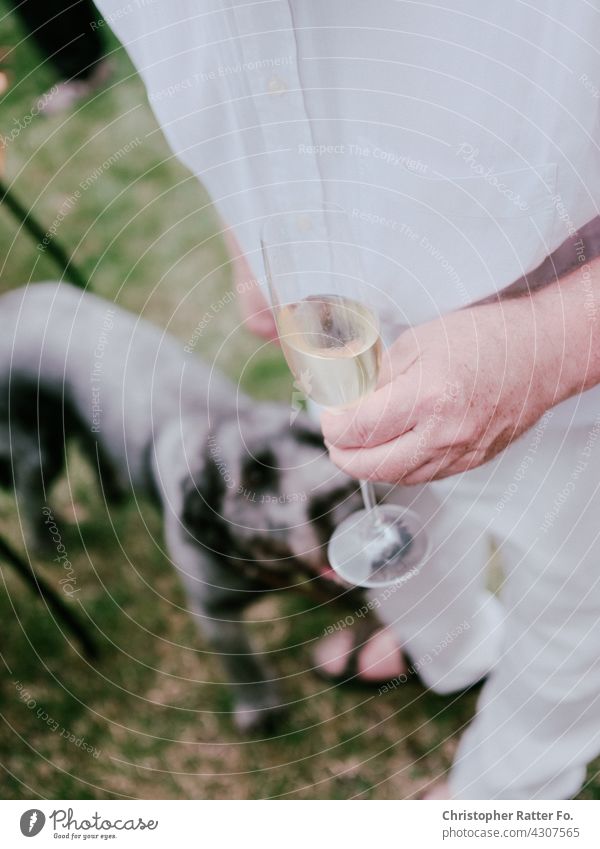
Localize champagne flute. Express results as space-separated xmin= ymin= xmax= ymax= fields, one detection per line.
xmin=261 ymin=205 xmax=429 ymax=587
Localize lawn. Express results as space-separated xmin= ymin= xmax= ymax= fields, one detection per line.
xmin=0 ymin=4 xmax=598 ymax=800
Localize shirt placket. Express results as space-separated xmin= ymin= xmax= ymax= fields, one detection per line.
xmin=227 ymin=0 xmax=325 ymax=208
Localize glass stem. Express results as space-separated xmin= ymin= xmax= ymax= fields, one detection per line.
xmin=360 ymin=479 xmax=380 ymax=517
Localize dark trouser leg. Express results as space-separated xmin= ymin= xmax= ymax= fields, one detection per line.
xmin=10 ymin=0 xmax=104 ymax=81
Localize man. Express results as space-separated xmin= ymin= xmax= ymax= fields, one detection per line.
xmin=96 ymin=0 xmax=600 ymax=798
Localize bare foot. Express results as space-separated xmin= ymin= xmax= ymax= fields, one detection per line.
xmin=420 ymin=780 xmax=451 ymax=799
xmin=313 ymin=626 xmax=407 ymax=683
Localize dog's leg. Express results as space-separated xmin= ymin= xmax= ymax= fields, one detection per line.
xmin=195 ymin=598 xmax=286 ymax=733
xmin=79 ymin=433 xmax=128 ymax=505
xmin=11 ymin=433 xmax=63 ymax=552
xmin=164 ymin=521 xmax=285 ymax=732
xmin=95 ymin=450 xmax=128 ymax=504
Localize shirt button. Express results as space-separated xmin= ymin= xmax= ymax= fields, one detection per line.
xmin=267 ymin=76 xmax=287 ymax=95
xmin=297 ymin=214 xmax=312 ymax=232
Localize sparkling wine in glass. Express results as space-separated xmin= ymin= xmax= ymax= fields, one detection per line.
xmin=261 ymin=206 xmax=429 ymax=587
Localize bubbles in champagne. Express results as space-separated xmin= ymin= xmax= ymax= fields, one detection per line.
xmin=276 ymin=295 xmax=382 ymax=407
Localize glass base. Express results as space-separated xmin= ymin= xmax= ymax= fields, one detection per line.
xmin=327 ymin=505 xmax=429 ymax=588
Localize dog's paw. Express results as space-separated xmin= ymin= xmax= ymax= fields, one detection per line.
xmin=233 ymin=701 xmax=287 ymax=734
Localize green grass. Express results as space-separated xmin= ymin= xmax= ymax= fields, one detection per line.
xmin=0 ymin=5 xmax=598 ymax=801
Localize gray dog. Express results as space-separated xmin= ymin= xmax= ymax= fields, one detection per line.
xmin=0 ymin=282 xmax=363 ymax=730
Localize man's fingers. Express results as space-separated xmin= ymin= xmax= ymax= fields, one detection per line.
xmin=402 ymin=455 xmax=458 ymax=485
xmin=321 ymin=375 xmax=420 ymax=449
xmin=377 ymin=329 xmax=421 ymax=387
xmin=244 ymin=310 xmax=280 ymax=341
xmin=326 ymin=431 xmax=422 ymax=482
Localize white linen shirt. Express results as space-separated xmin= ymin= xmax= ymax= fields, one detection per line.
xmin=96 ymin=0 xmax=600 ymax=426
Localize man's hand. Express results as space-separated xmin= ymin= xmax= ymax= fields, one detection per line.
xmin=321 ymin=298 xmax=567 ymax=484
xmin=238 ymin=280 xmax=278 ymax=341
xmin=223 ymin=226 xmax=279 ymax=341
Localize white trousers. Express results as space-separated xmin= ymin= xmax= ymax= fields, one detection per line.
xmin=369 ymin=418 xmax=600 ymax=799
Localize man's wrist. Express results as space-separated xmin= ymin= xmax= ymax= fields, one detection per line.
xmin=499 ymin=294 xmax=563 ymax=416
xmin=530 ymin=257 xmax=600 ymax=407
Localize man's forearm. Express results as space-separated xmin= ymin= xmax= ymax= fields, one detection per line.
xmin=497 ymin=215 xmax=600 ymax=301
xmin=530 ymin=253 xmax=600 ymax=409
xmin=471 ymin=217 xmax=600 ymax=414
